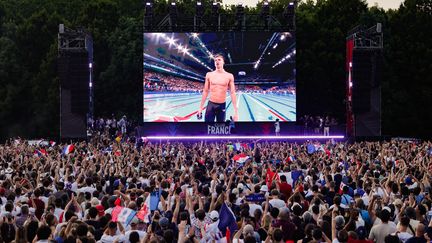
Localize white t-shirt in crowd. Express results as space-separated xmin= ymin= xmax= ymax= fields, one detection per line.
xmin=248 ymin=203 xmax=262 ymax=217
xmin=269 ymin=198 xmax=286 ymax=209
xmin=397 ymin=232 xmax=413 ymax=243
xmin=369 ymin=222 xmax=397 ymax=243
xmin=124 ymin=230 xmax=146 ymax=243
xmin=54 ymin=207 xmax=64 ymax=221
xmin=99 ymin=233 xmax=126 ymax=243
xmin=77 ymin=186 xmax=97 ymax=195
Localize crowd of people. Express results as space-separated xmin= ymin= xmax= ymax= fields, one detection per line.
xmin=144 ymin=71 xmax=296 ymax=95
xmin=1 ymin=132 xmax=432 ymax=243
xmin=144 ymin=72 xmax=203 ymax=93
xmin=298 ymin=115 xmax=339 ymax=136
xmin=87 ymin=115 xmax=134 ymax=139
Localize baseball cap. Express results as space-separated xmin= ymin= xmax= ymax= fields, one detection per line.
xmin=382 ymin=206 xmax=391 ymax=213
xmin=95 ymin=205 xmax=105 ymax=216
xmin=91 ymin=197 xmax=100 ymax=206
xmin=210 ymin=210 xmax=219 ymax=221
xmin=232 ymin=188 xmax=239 ymax=195
xmin=20 ymin=196 xmax=29 ymax=204
xmin=159 ymin=217 xmax=170 ymax=229
xmin=113 ymin=179 xmax=120 ymax=187
xmin=405 ymin=176 xmax=413 ymax=185
xmin=393 ymin=199 xmax=403 ymax=207
xmin=260 ymin=185 xmax=268 ymax=192
xmin=237 ymin=183 xmax=244 ymax=191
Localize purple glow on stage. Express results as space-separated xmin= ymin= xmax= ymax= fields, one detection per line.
xmin=144 ymin=135 xmax=344 ymax=140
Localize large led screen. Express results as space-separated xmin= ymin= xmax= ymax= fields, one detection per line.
xmin=144 ymin=32 xmax=296 ymax=122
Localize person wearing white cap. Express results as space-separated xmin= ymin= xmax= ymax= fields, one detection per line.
xmin=202 ymin=210 xmax=224 ymax=242
xmin=210 ymin=210 xmax=219 ymax=221
xmin=187 ymin=192 xmax=211 ymax=241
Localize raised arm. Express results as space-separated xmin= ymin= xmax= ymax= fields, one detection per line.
xmin=199 ymin=73 xmax=210 ymax=115
xmin=229 ymin=74 xmax=238 ymax=121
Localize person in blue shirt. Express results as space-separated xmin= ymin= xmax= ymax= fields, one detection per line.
xmin=341 ymin=186 xmax=354 ymax=206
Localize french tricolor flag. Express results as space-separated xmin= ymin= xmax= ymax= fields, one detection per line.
xmin=34 ymin=149 xmax=47 ymax=157
xmin=112 ymin=206 xmax=137 ymax=226
xmin=137 ymin=196 xmax=151 ymax=223
xmin=287 ymin=155 xmax=295 ymax=163
xmin=233 ymin=154 xmax=249 ymax=164
xmin=339 ymin=182 xmax=346 ymax=195
xmin=62 ymin=144 xmax=75 ymax=155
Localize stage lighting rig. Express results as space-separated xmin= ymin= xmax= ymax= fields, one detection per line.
xmin=169 ymin=1 xmax=178 ymax=30
xmin=196 ymin=2 xmax=204 ymax=17
xmin=236 ymin=3 xmax=245 ymax=31
xmin=211 ymin=2 xmax=220 ymax=31
xmin=195 ymin=1 xmax=204 ymax=31
xmin=272 ymin=49 xmax=296 ymax=68
xmin=144 ymin=2 xmax=153 ymax=30
xmin=261 ymin=1 xmax=270 ymax=30
xmin=284 ymin=1 xmax=296 ymax=31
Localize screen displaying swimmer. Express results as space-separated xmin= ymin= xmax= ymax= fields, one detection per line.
xmin=144 ymin=32 xmax=296 ymax=122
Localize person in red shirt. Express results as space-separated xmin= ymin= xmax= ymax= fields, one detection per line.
xmin=277 ymin=175 xmax=292 ymax=200
xmin=28 ymin=188 xmax=45 ymax=220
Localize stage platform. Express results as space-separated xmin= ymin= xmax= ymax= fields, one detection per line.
xmin=137 ymin=122 xmax=346 ymax=140
xmin=144 ymin=135 xmax=344 ymax=140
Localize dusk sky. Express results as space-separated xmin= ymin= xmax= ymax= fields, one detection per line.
xmin=222 ymin=0 xmax=404 ymax=10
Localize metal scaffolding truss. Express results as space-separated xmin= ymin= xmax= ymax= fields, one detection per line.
xmin=58 ymin=24 xmax=94 ymax=135
xmin=348 ymin=23 xmax=383 ymax=50
xmin=144 ymin=14 xmax=288 ymax=32
xmin=143 ymin=1 xmax=295 ymax=32
xmin=58 ymin=24 xmax=91 ymax=53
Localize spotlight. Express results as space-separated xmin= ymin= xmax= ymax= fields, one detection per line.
xmin=211 ymin=2 xmax=220 ymax=30
xmin=195 ymin=1 xmax=204 ymax=31
xmin=169 ymin=1 xmax=178 ymax=29
xmin=284 ymin=1 xmax=296 ymax=30
xmin=261 ymin=1 xmax=270 ymax=30
xmin=196 ymin=2 xmax=204 ymax=15
xmin=144 ymin=2 xmax=153 ymax=30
